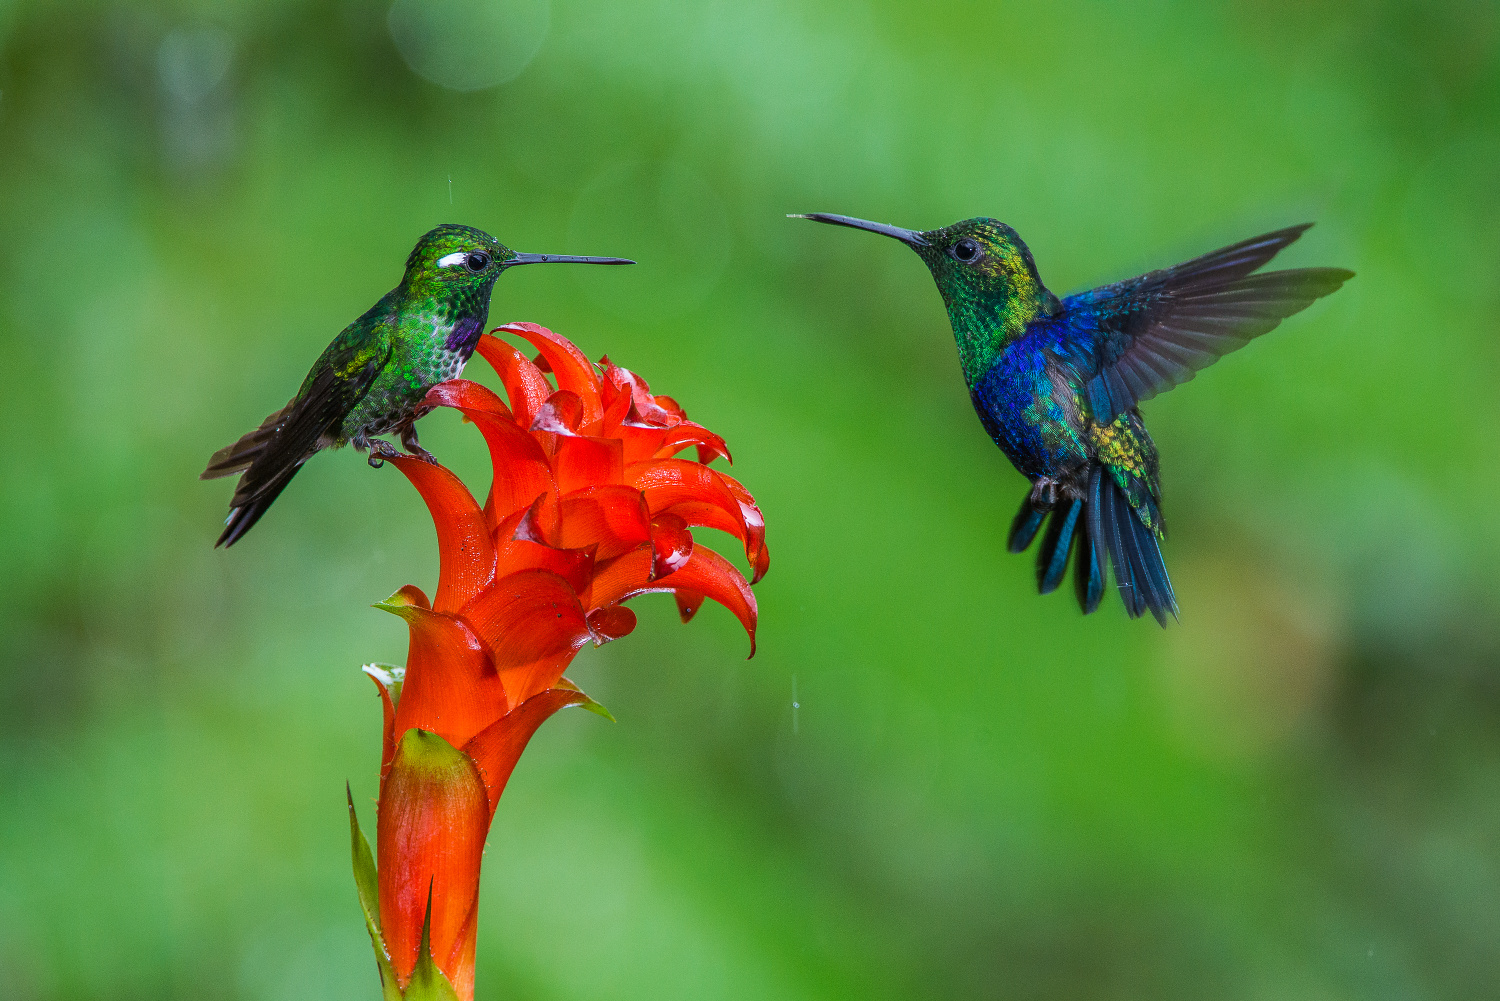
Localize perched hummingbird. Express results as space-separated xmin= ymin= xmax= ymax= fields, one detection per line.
xmin=203 ymin=224 xmax=633 ymax=547
xmin=793 ymin=213 xmax=1352 ymax=624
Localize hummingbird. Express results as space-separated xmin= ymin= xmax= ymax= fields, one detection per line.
xmin=202 ymin=224 xmax=633 ymax=547
xmin=793 ymin=213 xmax=1352 ymax=624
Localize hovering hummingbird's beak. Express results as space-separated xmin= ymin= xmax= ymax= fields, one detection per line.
xmin=505 ymin=252 xmax=635 ymax=267
xmin=788 ymin=213 xmax=929 ymax=247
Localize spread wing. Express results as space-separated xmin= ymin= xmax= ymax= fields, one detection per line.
xmin=1047 ymin=224 xmax=1353 ymax=423
xmin=204 ymin=324 xmax=390 ymax=546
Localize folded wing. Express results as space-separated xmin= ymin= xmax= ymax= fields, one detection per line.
xmin=204 ymin=333 xmax=389 ymax=546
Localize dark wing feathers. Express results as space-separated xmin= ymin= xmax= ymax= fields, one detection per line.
xmin=205 ymin=333 xmax=388 ymax=546
xmin=220 ymin=363 xmax=366 ymax=502
xmin=1053 ymin=224 xmax=1353 ymax=423
xmin=202 ymin=402 xmax=293 ymax=480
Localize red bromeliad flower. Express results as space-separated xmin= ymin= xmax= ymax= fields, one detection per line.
xmin=347 ymin=323 xmax=767 ymax=1000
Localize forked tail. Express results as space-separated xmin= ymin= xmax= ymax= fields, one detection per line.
xmin=1008 ymin=466 xmax=1177 ymax=626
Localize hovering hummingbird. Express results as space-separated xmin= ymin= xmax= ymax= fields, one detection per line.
xmin=793 ymin=213 xmax=1352 ymax=624
xmin=203 ymin=224 xmax=633 ymax=547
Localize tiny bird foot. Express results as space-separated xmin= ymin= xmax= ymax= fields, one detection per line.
xmin=1028 ymin=477 xmax=1061 ymax=508
xmin=366 ymin=438 xmax=402 ymax=469
xmin=400 ymin=424 xmax=438 ymax=465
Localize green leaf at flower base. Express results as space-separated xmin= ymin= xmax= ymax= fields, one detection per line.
xmin=555 ymin=676 xmax=615 ymax=722
xmin=404 ymin=884 xmax=462 ymax=1001
xmin=348 ymin=784 xmax=403 ymax=1001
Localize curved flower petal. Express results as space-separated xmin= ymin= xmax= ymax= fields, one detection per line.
xmin=652 ymin=394 xmax=686 ymax=419
xmin=599 ymin=360 xmax=671 ymax=459
xmin=595 ymin=364 xmax=634 ymax=437
xmin=491 ymin=505 xmax=595 ymax=592
xmin=474 ymin=334 xmax=551 ymax=429
xmin=377 ymin=728 xmax=488 ymax=996
xmin=620 ymin=545 xmax=758 ymax=655
xmin=628 ymin=459 xmax=765 ymax=580
xmin=531 ymin=390 xmax=584 ymax=435
xmin=715 ymin=469 xmax=769 ymax=584
xmin=587 ymin=605 xmax=637 ymax=643
xmin=603 ymin=359 xmax=684 ymax=425
xmin=458 ymin=568 xmax=591 ymax=704
xmin=650 ymin=513 xmax=693 ymax=579
xmin=459 ymin=568 xmax=590 ymax=664
xmin=461 ymin=687 xmax=591 ymax=817
xmin=423 ymin=380 xmax=554 ymax=528
xmin=499 ymin=322 xmax=603 ymax=426
xmin=556 ymin=485 xmax=651 ymax=559
xmin=378 ymin=601 xmax=508 ymax=752
xmin=645 ymin=497 xmax=745 ymax=555
xmin=673 ymin=590 xmax=704 ymax=623
xmin=627 ymin=458 xmax=738 ymax=514
xmin=553 ymin=435 xmax=624 ymax=494
xmin=388 ymin=455 xmax=496 ymax=613
xmin=654 ymin=421 xmax=732 ymax=464
xmin=582 ymin=545 xmax=653 ymax=612
xmin=617 ymin=424 xmax=670 ymax=466
xmin=423 ymin=377 xmax=511 ymax=421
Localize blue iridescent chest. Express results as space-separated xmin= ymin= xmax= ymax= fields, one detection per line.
xmin=968 ymin=327 xmax=1088 ymax=479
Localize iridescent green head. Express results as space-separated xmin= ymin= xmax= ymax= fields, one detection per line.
xmin=794 ymin=213 xmax=1059 ymax=386
xmin=400 ymin=223 xmax=634 ymax=311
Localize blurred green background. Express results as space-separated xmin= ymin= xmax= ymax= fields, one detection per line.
xmin=2 ymin=1 xmax=1498 ymax=998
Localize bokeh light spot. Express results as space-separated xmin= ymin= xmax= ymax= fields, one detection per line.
xmin=388 ymin=0 xmax=549 ymax=92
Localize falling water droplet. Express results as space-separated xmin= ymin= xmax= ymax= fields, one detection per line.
xmin=791 ymin=674 xmax=799 ymax=735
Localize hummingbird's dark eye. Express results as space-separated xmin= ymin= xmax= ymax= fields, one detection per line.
xmin=464 ymin=251 xmax=491 ymax=272
xmin=950 ymin=238 xmax=982 ymax=263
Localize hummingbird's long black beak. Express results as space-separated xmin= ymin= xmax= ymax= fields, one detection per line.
xmin=505 ymin=252 xmax=635 ymax=267
xmin=788 ymin=213 xmax=929 ymax=247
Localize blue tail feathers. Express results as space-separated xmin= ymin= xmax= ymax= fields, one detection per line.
xmin=1010 ymin=466 xmax=1177 ymax=625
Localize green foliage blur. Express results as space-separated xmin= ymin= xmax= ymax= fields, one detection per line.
xmin=1 ymin=1 xmax=1497 ymax=998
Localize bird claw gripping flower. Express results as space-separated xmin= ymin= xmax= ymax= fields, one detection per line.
xmin=347 ymin=323 xmax=766 ymax=1000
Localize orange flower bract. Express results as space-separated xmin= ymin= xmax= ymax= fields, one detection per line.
xmin=353 ymin=323 xmax=767 ymax=999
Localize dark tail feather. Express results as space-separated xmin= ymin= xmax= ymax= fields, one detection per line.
xmin=1036 ymin=497 xmax=1082 ymax=594
xmin=1124 ymin=503 xmax=1177 ymax=625
xmin=202 ymin=404 xmax=291 ymax=480
xmin=1095 ymin=477 xmax=1136 ymax=618
xmin=1008 ymin=498 xmax=1046 ymax=553
xmin=1095 ymin=472 xmax=1177 ymax=626
xmin=206 ymin=400 xmax=313 ymax=547
xmin=1075 ymin=467 xmax=1105 ymax=614
xmin=1010 ymin=466 xmax=1175 ymax=624
xmin=216 ymin=460 xmax=304 ymax=547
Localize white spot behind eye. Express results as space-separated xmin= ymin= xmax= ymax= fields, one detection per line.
xmin=437 ymin=251 xmax=468 ymax=268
